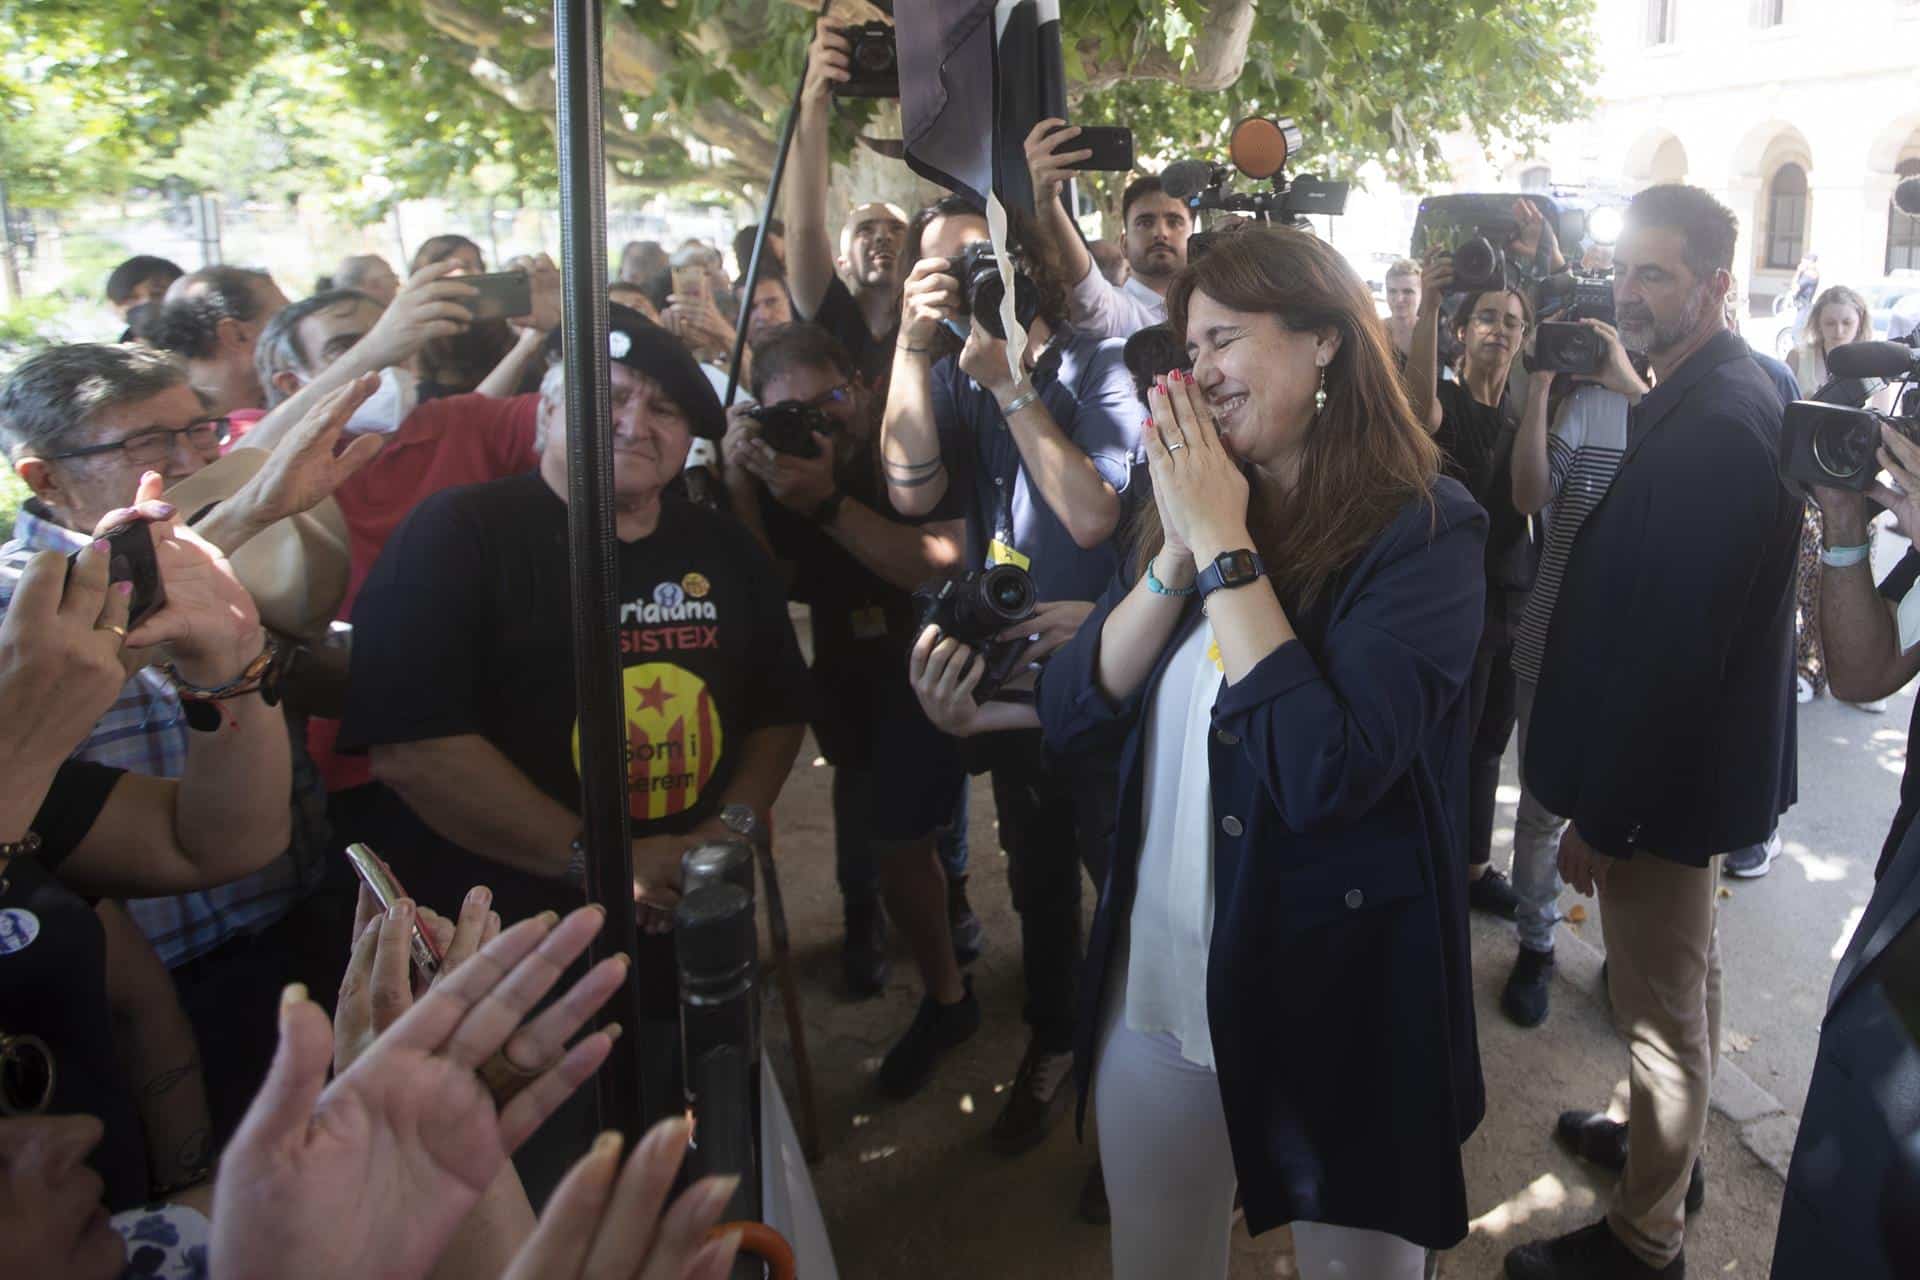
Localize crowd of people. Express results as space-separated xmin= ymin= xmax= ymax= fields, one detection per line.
xmin=7 ymin=15 xmax=1920 ymax=1279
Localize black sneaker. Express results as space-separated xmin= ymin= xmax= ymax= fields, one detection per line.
xmin=948 ymin=874 xmax=985 ymax=967
xmin=990 ymin=1038 xmax=1076 ymax=1156
xmin=1505 ymin=1220 xmax=1683 ymax=1278
xmin=1554 ymin=1111 xmax=1706 ymax=1214
xmin=842 ymin=899 xmax=889 ymax=1000
xmin=1723 ymin=832 xmax=1780 ymax=879
xmin=1502 ymin=946 xmax=1555 ymax=1028
xmin=1470 ymin=867 xmax=1522 ymax=919
xmin=877 ymin=978 xmax=980 ymax=1099
xmin=1076 ymin=1161 xmax=1109 ymax=1225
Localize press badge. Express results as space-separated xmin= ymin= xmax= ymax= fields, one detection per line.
xmin=987 ymin=539 xmax=1032 ymax=571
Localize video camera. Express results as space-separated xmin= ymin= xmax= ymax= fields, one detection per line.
xmin=913 ymin=565 xmax=1038 ymax=702
xmin=1163 ymin=118 xmax=1350 ymax=262
xmin=1782 ymin=339 xmax=1920 ymax=492
xmin=1527 ymin=271 xmax=1619 ymax=376
xmin=745 ymin=399 xmax=839 ymax=458
xmin=948 ymin=240 xmax=1041 ymax=341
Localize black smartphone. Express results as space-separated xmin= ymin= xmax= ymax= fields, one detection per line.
xmin=70 ymin=518 xmax=165 ymax=628
xmin=1064 ymin=126 xmax=1135 ymax=173
xmin=460 ymin=271 xmax=533 ymax=321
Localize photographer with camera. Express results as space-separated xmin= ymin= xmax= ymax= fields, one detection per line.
xmin=1407 ymin=227 xmax=1545 ymax=922
xmin=785 ymin=19 xmax=911 ymax=389
xmin=721 ymin=322 xmax=975 ymax=1000
xmin=1505 ymin=185 xmax=1802 ymax=1280
xmin=878 ymin=196 xmax=1138 ymax=1152
xmin=1025 ymin=121 xmax=1192 ymax=340
xmin=911 ymin=223 xmax=1485 ymax=1280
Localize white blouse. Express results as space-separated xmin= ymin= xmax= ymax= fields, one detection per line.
xmin=1123 ymin=621 xmax=1225 ymax=1068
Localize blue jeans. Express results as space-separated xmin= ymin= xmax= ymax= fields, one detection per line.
xmin=1512 ymin=678 xmax=1568 ymax=954
xmin=833 ymin=767 xmax=970 ymax=905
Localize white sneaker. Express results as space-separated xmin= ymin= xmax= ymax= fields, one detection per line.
xmin=1796 ymin=676 xmax=1814 ymax=704
xmin=1847 ymin=698 xmax=1890 ymax=714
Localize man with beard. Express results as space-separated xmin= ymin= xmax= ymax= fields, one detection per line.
xmin=1504 ymin=184 xmax=1802 ymax=1280
xmin=786 ymin=22 xmax=908 ymax=390
xmin=1023 ymin=122 xmax=1193 ymax=340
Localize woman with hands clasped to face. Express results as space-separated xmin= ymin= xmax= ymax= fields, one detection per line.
xmin=913 ymin=225 xmax=1488 ymax=1280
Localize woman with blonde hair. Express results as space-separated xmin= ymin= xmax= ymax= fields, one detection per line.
xmin=1791 ymin=284 xmax=1873 ymax=389
xmin=910 ymin=223 xmax=1487 ymax=1278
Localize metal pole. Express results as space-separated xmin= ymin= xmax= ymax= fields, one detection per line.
xmin=723 ymin=0 xmax=830 ymax=407
xmin=554 ymin=0 xmax=646 ymax=1142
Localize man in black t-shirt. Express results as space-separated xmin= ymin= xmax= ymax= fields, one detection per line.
xmin=723 ymin=323 xmax=972 ymax=999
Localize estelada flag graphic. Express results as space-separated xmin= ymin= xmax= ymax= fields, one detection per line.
xmin=896 ymin=0 xmax=1066 ymax=379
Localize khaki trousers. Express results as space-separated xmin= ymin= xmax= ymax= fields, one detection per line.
xmin=1598 ymin=851 xmax=1723 ymax=1268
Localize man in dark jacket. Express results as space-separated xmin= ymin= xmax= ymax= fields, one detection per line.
xmin=1505 ymin=185 xmax=1802 ymax=1280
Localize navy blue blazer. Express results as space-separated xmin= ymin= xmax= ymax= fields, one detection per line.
xmin=1037 ymin=477 xmax=1488 ymax=1250
xmin=1525 ymin=328 xmax=1801 ymax=862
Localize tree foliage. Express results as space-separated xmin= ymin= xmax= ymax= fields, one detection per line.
xmin=2 ymin=0 xmax=1600 ymax=212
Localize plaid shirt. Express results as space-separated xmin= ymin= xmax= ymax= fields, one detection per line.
xmin=2 ymin=502 xmax=319 ymax=967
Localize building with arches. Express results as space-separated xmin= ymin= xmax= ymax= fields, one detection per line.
xmin=1337 ymin=0 xmax=1920 ymax=311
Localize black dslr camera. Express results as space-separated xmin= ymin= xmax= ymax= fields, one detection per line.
xmin=913 ymin=565 xmax=1039 ymax=702
xmin=831 ymin=22 xmax=899 ymax=99
xmin=745 ymin=400 xmax=836 ymax=458
xmin=948 ymin=241 xmax=1040 ymax=341
xmin=1527 ymin=272 xmax=1618 ymax=375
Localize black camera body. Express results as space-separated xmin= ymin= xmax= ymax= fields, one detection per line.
xmin=1450 ymin=235 xmax=1510 ymax=294
xmin=745 ymin=400 xmax=835 ymax=458
xmin=832 ymin=22 xmax=899 ymax=98
xmin=1782 ymin=400 xmax=1918 ymax=492
xmin=1528 ymin=322 xmax=1606 ymax=376
xmin=913 ymin=565 xmax=1038 ymax=702
xmin=949 ymin=241 xmax=1040 ymax=341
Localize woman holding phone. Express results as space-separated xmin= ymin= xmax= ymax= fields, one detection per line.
xmin=910 ymin=226 xmax=1486 ymax=1278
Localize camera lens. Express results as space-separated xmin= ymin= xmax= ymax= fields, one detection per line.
xmin=979 ymin=565 xmax=1036 ymax=621
xmin=1453 ymin=236 xmax=1496 ymax=287
xmin=0 ymin=1033 xmax=55 ymax=1117
xmin=854 ymin=40 xmax=893 ymax=71
xmin=1812 ymin=415 xmax=1879 ymax=480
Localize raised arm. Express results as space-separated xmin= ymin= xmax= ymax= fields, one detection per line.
xmin=1510 ymin=369 xmax=1559 ymax=516
xmin=476 ymin=255 xmax=561 ymax=399
xmin=1023 ymin=119 xmax=1096 ymax=292
xmin=880 ymin=259 xmax=961 ymax=516
xmin=785 ymin=20 xmax=850 ymax=320
xmin=1406 ymin=248 xmax=1451 ymax=433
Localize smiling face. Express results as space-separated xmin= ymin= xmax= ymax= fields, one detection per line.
xmin=1184 ymin=288 xmax=1335 ymax=471
xmin=27 ymin=381 xmax=219 ymax=533
xmin=1124 ymin=192 xmax=1192 ymax=284
xmin=541 ymin=362 xmax=693 ymax=508
xmin=0 ymin=1115 xmax=125 ymax=1280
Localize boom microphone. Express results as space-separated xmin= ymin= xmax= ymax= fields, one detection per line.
xmin=1896 ymin=176 xmax=1920 ymax=218
xmin=1161 ymin=159 xmax=1223 ymax=201
xmin=1828 ymin=341 xmax=1920 ymax=380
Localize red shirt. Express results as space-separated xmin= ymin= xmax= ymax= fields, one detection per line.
xmin=307 ymin=392 xmax=541 ymax=791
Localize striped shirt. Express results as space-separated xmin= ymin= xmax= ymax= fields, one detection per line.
xmin=1 ymin=503 xmax=316 ymax=966
xmin=1511 ymin=387 xmax=1630 ymax=686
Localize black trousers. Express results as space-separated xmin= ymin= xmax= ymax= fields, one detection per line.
xmin=1466 ymin=595 xmax=1524 ymax=870
xmin=983 ymin=731 xmax=1117 ymax=1052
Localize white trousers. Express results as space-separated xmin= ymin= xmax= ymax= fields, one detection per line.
xmin=1093 ymin=1013 xmax=1431 ymax=1280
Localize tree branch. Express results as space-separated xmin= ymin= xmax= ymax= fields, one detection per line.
xmin=1077 ymin=0 xmax=1254 ymax=93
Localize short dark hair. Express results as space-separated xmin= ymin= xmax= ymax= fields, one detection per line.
xmin=748 ymin=323 xmax=853 ymax=403
xmin=732 ymin=220 xmax=786 ymax=271
xmin=901 ymin=195 xmax=1069 ymax=333
xmin=410 ymin=234 xmax=484 ymax=274
xmin=0 ymin=343 xmax=190 ymax=460
xmin=1120 ymin=175 xmax=1174 ymax=226
xmin=255 ymin=290 xmax=378 ymax=408
xmin=149 ymin=266 xmax=277 ymax=360
xmin=1625 ymin=184 xmax=1739 ymax=281
xmin=104 ymin=255 xmax=183 ymax=306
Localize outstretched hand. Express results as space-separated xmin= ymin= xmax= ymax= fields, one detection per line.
xmin=228 ymin=373 xmax=387 ymax=530
xmin=211 ymin=905 xmax=627 ymax=1280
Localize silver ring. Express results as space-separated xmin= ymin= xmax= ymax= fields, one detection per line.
xmin=1167 ymin=442 xmax=1187 ymax=452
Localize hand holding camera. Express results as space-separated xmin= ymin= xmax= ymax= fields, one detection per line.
xmin=1569 ymin=321 xmax=1646 ymax=401
xmin=361 ymin=259 xmax=475 ymax=370
xmin=0 ymin=545 xmax=135 ymax=777
xmin=740 ymin=425 xmax=838 ymax=516
xmin=1025 ymin=119 xmax=1094 ymax=204
xmin=802 ymin=19 xmax=853 ymax=106
xmin=1417 ymin=249 xmax=1454 ymax=315
xmin=900 ymin=256 xmax=962 ymax=347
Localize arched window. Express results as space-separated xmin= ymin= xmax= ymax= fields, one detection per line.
xmin=1766 ymin=162 xmax=1809 ymax=269
xmin=1519 ymin=166 xmax=1552 ymax=194
xmin=1890 ymin=158 xmax=1920 ymax=274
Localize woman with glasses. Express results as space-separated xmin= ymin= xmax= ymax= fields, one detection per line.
xmin=1407 ymin=249 xmax=1539 ymax=924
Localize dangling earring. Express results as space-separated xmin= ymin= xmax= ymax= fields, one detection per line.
xmin=1314 ymin=365 xmax=1328 ymax=414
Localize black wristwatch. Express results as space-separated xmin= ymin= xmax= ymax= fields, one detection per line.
xmin=1195 ymin=549 xmax=1267 ymax=599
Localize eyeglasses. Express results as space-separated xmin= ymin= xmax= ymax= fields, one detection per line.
xmin=800 ymin=384 xmax=852 ymax=410
xmin=1471 ymin=310 xmax=1528 ymax=333
xmin=51 ymin=418 xmax=231 ymax=466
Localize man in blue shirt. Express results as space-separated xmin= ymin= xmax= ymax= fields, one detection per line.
xmin=879 ymin=195 xmax=1140 ymax=1156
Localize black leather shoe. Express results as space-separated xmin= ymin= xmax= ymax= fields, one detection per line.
xmin=948 ymin=874 xmax=985 ymax=967
xmin=990 ymin=1037 xmax=1075 ymax=1155
xmin=1505 ymin=1220 xmax=1683 ymax=1278
xmin=1470 ymin=866 xmax=1522 ymax=919
xmin=841 ymin=899 xmax=889 ymax=999
xmin=1502 ymin=946 xmax=1555 ymax=1028
xmin=877 ymin=978 xmax=980 ymax=1099
xmin=1554 ymin=1111 xmax=1706 ymax=1214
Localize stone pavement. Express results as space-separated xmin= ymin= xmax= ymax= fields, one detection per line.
xmin=754 ymin=742 xmax=1789 ymax=1279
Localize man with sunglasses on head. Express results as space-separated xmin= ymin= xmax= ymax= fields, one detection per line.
xmin=0 ymin=341 xmax=382 ymax=1153
xmin=723 ymin=323 xmax=976 ymax=999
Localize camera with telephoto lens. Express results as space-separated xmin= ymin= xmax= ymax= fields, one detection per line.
xmin=1167 ymin=117 xmax=1350 ymax=264
xmin=1526 ymin=271 xmax=1618 ymax=375
xmin=745 ymin=399 xmax=836 ymax=459
xmin=948 ymin=241 xmax=1041 ymax=341
xmin=913 ymin=565 xmax=1038 ymax=702
xmin=1781 ymin=369 xmax=1920 ymax=492
xmin=831 ymin=22 xmax=899 ymax=98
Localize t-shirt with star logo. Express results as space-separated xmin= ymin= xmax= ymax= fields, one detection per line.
xmin=337 ymin=472 xmax=814 ymax=924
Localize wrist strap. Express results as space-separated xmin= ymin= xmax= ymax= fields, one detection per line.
xmin=1001 ymin=385 xmax=1041 ymax=417
xmin=896 ymin=339 xmax=932 ymax=354
xmin=1820 ymin=542 xmax=1871 ymax=568
xmin=1145 ymin=555 xmax=1196 ymax=597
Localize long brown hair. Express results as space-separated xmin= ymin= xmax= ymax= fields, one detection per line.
xmin=1140 ymin=224 xmax=1440 ymax=609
